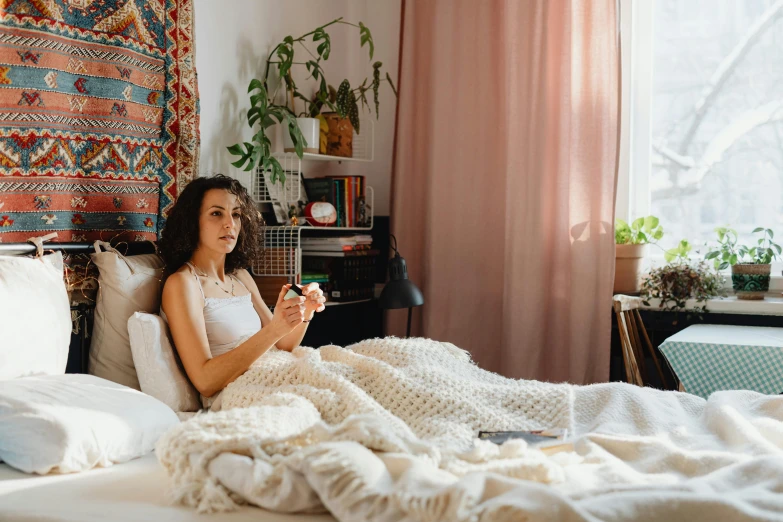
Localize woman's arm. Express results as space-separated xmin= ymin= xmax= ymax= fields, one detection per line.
xmin=161 ymin=272 xmax=301 ymax=397
xmin=235 ymin=271 xmax=325 ymax=353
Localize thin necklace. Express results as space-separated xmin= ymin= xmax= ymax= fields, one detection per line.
xmin=191 ymin=262 xmax=235 ymax=296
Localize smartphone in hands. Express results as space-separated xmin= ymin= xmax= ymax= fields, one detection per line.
xmin=284 ymin=283 xmax=304 ymax=300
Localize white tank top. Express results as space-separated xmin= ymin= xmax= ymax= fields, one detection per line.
xmin=182 ymin=262 xmax=262 ymax=357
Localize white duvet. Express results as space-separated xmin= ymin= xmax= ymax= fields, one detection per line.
xmin=156 ymin=337 xmax=783 ymax=521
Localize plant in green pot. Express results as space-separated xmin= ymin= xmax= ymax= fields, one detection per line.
xmin=705 ymin=227 xmax=781 ymax=300
xmin=227 ymin=18 xmax=397 ymax=184
xmin=614 ymin=216 xmax=663 ymax=294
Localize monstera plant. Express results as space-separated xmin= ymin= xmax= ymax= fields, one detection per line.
xmin=228 ymin=18 xmax=397 ymax=184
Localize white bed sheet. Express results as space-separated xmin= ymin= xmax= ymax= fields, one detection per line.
xmin=0 ymin=453 xmax=336 ymax=522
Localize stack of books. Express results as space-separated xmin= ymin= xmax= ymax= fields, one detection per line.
xmin=301 ymin=235 xmax=378 ymax=303
xmin=301 ymin=235 xmax=374 ymax=256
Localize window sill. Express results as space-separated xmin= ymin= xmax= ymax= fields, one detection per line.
xmin=643 ymin=296 xmax=783 ymax=316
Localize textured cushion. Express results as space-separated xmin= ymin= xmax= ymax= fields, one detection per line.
xmin=0 ymin=374 xmax=179 ymax=474
xmin=128 ymin=312 xmax=201 ymax=413
xmin=0 ymin=251 xmax=70 ymax=379
xmin=89 ymin=243 xmax=165 ymax=389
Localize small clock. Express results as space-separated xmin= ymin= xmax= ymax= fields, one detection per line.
xmin=304 ymin=201 xmax=337 ymax=227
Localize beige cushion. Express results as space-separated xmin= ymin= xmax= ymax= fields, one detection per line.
xmin=128 ymin=312 xmax=201 ymax=412
xmin=89 ymin=243 xmax=164 ymax=389
xmin=0 ymin=252 xmax=70 ymax=379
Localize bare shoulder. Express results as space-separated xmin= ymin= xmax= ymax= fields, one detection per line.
xmin=233 ymin=268 xmax=257 ymax=290
xmin=162 ymin=267 xmax=200 ymax=303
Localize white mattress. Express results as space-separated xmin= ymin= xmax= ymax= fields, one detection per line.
xmin=0 ymin=453 xmax=336 ymax=522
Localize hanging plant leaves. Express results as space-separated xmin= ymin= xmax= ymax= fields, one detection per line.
xmin=317 ymin=90 xmax=337 ymax=113
xmin=359 ymin=22 xmax=374 ymax=60
xmin=313 ymin=27 xmax=331 ymax=60
xmin=228 ymin=142 xmax=253 ymax=170
xmin=270 ymin=156 xmax=285 ymax=185
xmin=276 ymin=36 xmax=294 ymax=80
xmin=284 ymin=111 xmax=305 ymax=158
xmin=358 ymin=89 xmax=368 ymax=112
xmin=305 ymin=60 xmax=319 ymax=81
xmin=335 ymin=79 xmax=351 ymax=118
xmin=348 ymin=89 xmax=360 ymax=134
xmin=386 ymin=72 xmax=398 ymax=97
xmin=372 ymin=61 xmax=382 ymax=118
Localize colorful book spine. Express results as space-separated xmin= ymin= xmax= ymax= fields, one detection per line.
xmin=332 ymin=179 xmax=342 ymax=227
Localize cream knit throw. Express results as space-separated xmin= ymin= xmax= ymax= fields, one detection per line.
xmin=157 ymin=338 xmax=783 ymax=521
xmin=223 ymin=337 xmax=572 ymax=450
xmin=157 ymin=338 xmax=573 ymax=511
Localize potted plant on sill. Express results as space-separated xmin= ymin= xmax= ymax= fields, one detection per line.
xmin=614 ymin=216 xmax=664 ymax=294
xmin=641 ymin=239 xmax=725 ymax=316
xmin=704 ymin=227 xmax=781 ymax=300
xmin=227 ymin=18 xmax=397 ymax=184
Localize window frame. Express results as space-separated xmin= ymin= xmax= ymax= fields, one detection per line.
xmin=617 ymin=0 xmax=783 ymax=292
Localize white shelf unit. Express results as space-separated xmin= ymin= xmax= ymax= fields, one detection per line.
xmin=249 ymin=153 xmax=375 ymax=286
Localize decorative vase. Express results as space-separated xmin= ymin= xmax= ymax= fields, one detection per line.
xmin=322 ymin=112 xmax=353 ymax=158
xmin=614 ymin=244 xmax=647 ymax=294
xmin=283 ymin=117 xmax=320 ymax=154
xmin=731 ymin=263 xmax=770 ymax=300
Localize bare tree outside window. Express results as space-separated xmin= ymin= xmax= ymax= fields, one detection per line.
xmin=651 ymin=0 xmax=783 ymax=252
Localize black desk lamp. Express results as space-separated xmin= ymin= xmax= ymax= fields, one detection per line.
xmin=378 ymin=235 xmax=424 ymax=337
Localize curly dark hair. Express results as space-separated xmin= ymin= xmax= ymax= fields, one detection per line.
xmin=158 ymin=174 xmax=264 ymax=275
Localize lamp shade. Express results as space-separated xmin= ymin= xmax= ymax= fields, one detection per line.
xmin=378 ymin=252 xmax=424 ymax=310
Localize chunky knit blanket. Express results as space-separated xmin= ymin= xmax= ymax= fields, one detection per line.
xmin=156 ymin=337 xmax=783 ymax=522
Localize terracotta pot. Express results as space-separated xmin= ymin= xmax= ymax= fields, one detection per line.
xmin=731 ymin=263 xmax=770 ymax=300
xmin=322 ymin=112 xmax=353 ymax=158
xmin=614 ymin=244 xmax=647 ymax=294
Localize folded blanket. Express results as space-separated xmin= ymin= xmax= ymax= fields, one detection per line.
xmin=156 ymin=337 xmax=783 ymax=521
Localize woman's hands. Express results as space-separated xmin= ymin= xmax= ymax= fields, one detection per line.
xmin=271 ymin=285 xmax=306 ymax=336
xmin=270 ymin=284 xmax=326 ymax=337
xmin=301 ymin=283 xmax=326 ymax=314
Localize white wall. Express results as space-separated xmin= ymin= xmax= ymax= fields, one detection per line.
xmin=194 ymin=0 xmax=401 ymax=216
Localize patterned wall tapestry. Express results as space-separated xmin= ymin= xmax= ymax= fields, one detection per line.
xmin=0 ymin=0 xmax=198 ymax=244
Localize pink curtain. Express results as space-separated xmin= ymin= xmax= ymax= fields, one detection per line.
xmin=388 ymin=0 xmax=620 ymax=384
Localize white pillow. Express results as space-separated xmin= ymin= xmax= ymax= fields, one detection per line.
xmin=89 ymin=243 xmax=165 ymax=389
xmin=0 ymin=374 xmax=179 ymax=475
xmin=0 ymin=251 xmax=70 ymax=379
xmin=128 ymin=312 xmax=201 ymax=412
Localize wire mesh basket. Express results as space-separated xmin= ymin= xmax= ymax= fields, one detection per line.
xmin=251 ymin=226 xmax=300 ymax=280
xmin=250 ymin=155 xmax=302 ymax=204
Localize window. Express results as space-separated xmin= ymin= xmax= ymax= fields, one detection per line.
xmin=618 ymin=0 xmax=783 ymax=258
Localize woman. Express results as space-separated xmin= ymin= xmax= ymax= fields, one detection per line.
xmin=159 ymin=174 xmax=325 ymax=402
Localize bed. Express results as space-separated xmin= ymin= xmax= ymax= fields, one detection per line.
xmin=4 ymin=242 xmax=783 ymax=522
